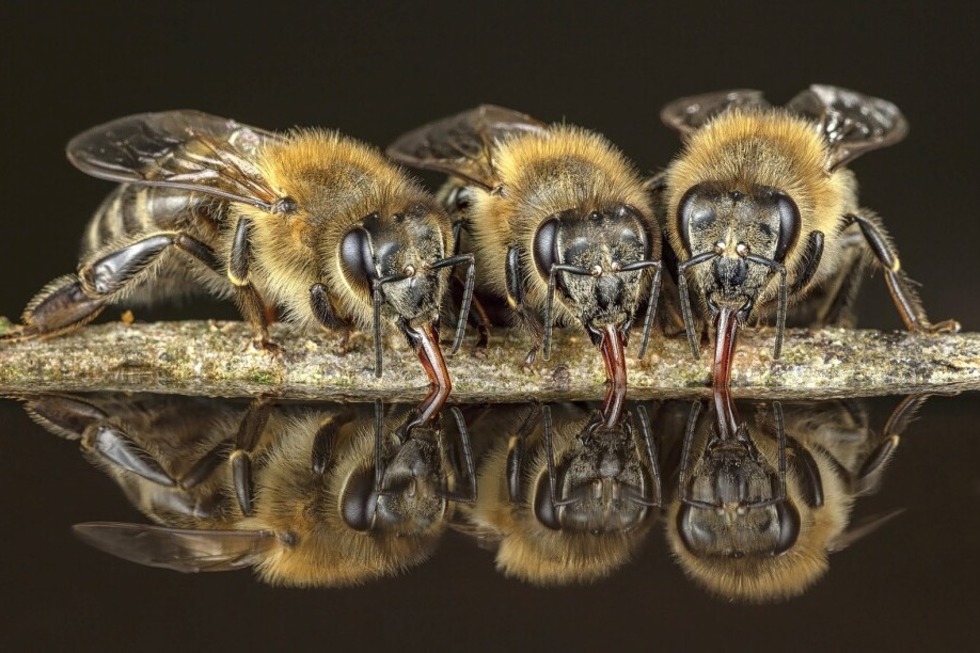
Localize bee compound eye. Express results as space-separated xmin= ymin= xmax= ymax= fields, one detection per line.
xmin=773 ymin=500 xmax=801 ymax=556
xmin=339 ymin=227 xmax=376 ymax=290
xmin=340 ymin=467 xmax=379 ymax=532
xmin=533 ymin=473 xmax=562 ymax=530
xmin=678 ymin=184 xmax=716 ymax=255
xmin=533 ymin=218 xmax=561 ymax=277
xmin=772 ymin=191 xmax=801 ymax=263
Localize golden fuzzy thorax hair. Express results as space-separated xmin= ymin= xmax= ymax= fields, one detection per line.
xmin=236 ymin=129 xmax=447 ymax=331
xmin=469 ymin=125 xmax=655 ymax=315
xmin=665 ymin=437 xmax=853 ymax=603
xmin=663 ymin=110 xmax=859 ymax=290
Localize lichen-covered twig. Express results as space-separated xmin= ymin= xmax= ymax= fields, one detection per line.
xmin=0 ymin=318 xmax=977 ymax=400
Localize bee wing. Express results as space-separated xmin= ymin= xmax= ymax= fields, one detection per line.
xmin=786 ymin=85 xmax=909 ymax=171
xmin=660 ymin=89 xmax=770 ymax=138
xmin=387 ymin=105 xmax=548 ymax=191
xmin=67 ymin=110 xmax=287 ymax=211
xmin=73 ymin=522 xmax=277 ymax=573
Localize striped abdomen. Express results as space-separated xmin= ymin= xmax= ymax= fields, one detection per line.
xmin=81 ymin=185 xmax=225 ymax=258
xmin=78 ymin=185 xmax=232 ymax=305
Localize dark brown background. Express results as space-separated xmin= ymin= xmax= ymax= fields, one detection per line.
xmin=0 ymin=2 xmax=977 ymax=651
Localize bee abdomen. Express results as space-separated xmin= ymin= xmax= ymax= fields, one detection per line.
xmin=82 ymin=185 xmax=218 ymax=257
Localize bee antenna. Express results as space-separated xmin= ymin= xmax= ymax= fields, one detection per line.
xmin=773 ymin=400 xmax=787 ymax=500
xmin=373 ymin=399 xmax=385 ymax=492
xmin=447 ymin=405 xmax=477 ymax=502
xmin=371 ymin=282 xmax=384 ymax=378
xmin=677 ymin=251 xmax=718 ymax=360
xmin=745 ymin=254 xmax=788 ymax=360
xmin=544 ymin=264 xmax=591 ymax=362
xmin=543 ymin=405 xmax=559 ymax=510
xmin=544 ymin=266 xmax=558 ymax=362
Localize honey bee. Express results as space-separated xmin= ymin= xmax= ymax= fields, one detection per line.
xmin=655 ymin=85 xmax=959 ymax=384
xmin=2 ymin=112 xmax=475 ymax=422
xmin=22 ymin=393 xmax=475 ymax=586
xmin=454 ymin=395 xmax=660 ymax=585
xmin=661 ymin=389 xmax=919 ymax=602
xmin=388 ymin=106 xmax=662 ymax=390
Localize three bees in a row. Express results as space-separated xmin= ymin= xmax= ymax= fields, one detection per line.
xmin=3 ymin=86 xmax=958 ymax=415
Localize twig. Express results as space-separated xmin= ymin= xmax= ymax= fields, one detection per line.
xmin=0 ymin=319 xmax=977 ymax=400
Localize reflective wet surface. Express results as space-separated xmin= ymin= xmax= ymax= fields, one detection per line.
xmin=2 ymin=391 xmax=977 ymax=650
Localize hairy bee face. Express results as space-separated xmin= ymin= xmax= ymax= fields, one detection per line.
xmin=338 ymin=207 xmax=448 ymax=324
xmin=533 ymin=204 xmax=651 ymax=335
xmin=678 ymin=183 xmax=800 ymax=317
xmin=340 ymin=426 xmax=449 ymax=534
xmin=535 ymin=422 xmax=653 ymax=533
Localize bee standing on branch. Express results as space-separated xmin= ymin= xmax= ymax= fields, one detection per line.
xmin=387 ymin=106 xmax=662 ymax=392
xmin=1 ymin=112 xmax=474 ymax=423
xmin=655 ymin=85 xmax=959 ymax=387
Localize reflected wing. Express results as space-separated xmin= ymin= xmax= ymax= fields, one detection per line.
xmin=67 ymin=110 xmax=287 ymax=211
xmin=660 ymin=89 xmax=769 ymax=138
xmin=73 ymin=522 xmax=277 ymax=572
xmin=387 ymin=105 xmax=548 ymax=191
xmin=786 ymin=85 xmax=908 ymax=170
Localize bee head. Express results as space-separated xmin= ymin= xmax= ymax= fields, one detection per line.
xmin=533 ymin=204 xmax=652 ymax=334
xmin=677 ymin=183 xmax=799 ymax=318
xmin=532 ymin=412 xmax=658 ymax=534
xmin=338 ymin=207 xmax=448 ymax=325
xmin=340 ymin=429 xmax=449 ymax=535
xmin=339 ymin=406 xmax=473 ymax=535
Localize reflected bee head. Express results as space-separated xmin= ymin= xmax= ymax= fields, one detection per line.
xmin=461 ymin=404 xmax=659 ymax=585
xmin=337 ymin=409 xmax=470 ymax=536
xmin=244 ymin=408 xmax=467 ymax=585
xmin=532 ymin=411 xmax=658 ymax=534
xmin=664 ymin=396 xmax=901 ymax=603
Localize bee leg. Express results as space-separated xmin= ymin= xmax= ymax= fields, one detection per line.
xmin=82 ymin=423 xmax=176 ymax=487
xmin=310 ymin=411 xmax=356 ymax=476
xmin=504 ymin=246 xmax=544 ymax=368
xmin=21 ymin=392 xmax=108 ymax=440
xmin=506 ymin=405 xmax=541 ymax=503
xmin=437 ymin=406 xmax=477 ymax=503
xmin=794 ymin=228 xmax=863 ymax=328
xmin=229 ymin=217 xmax=281 ymax=354
xmin=448 ymin=275 xmax=492 ymax=355
xmin=4 ymin=230 xmax=232 ymax=343
xmin=229 ymin=398 xmax=274 ymax=516
xmin=176 ymin=438 xmax=231 ymax=491
xmin=0 ymin=275 xmax=108 ymax=341
xmin=310 ymin=282 xmax=358 ymax=351
xmin=844 ymin=212 xmax=960 ymax=333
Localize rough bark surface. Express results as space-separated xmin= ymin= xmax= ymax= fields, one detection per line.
xmin=0 ymin=318 xmax=977 ymax=400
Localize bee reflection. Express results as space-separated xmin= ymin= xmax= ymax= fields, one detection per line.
xmin=21 ymin=393 xmax=474 ymax=587
xmin=661 ymin=390 xmax=919 ymax=603
xmin=456 ymin=399 xmax=660 ymax=585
